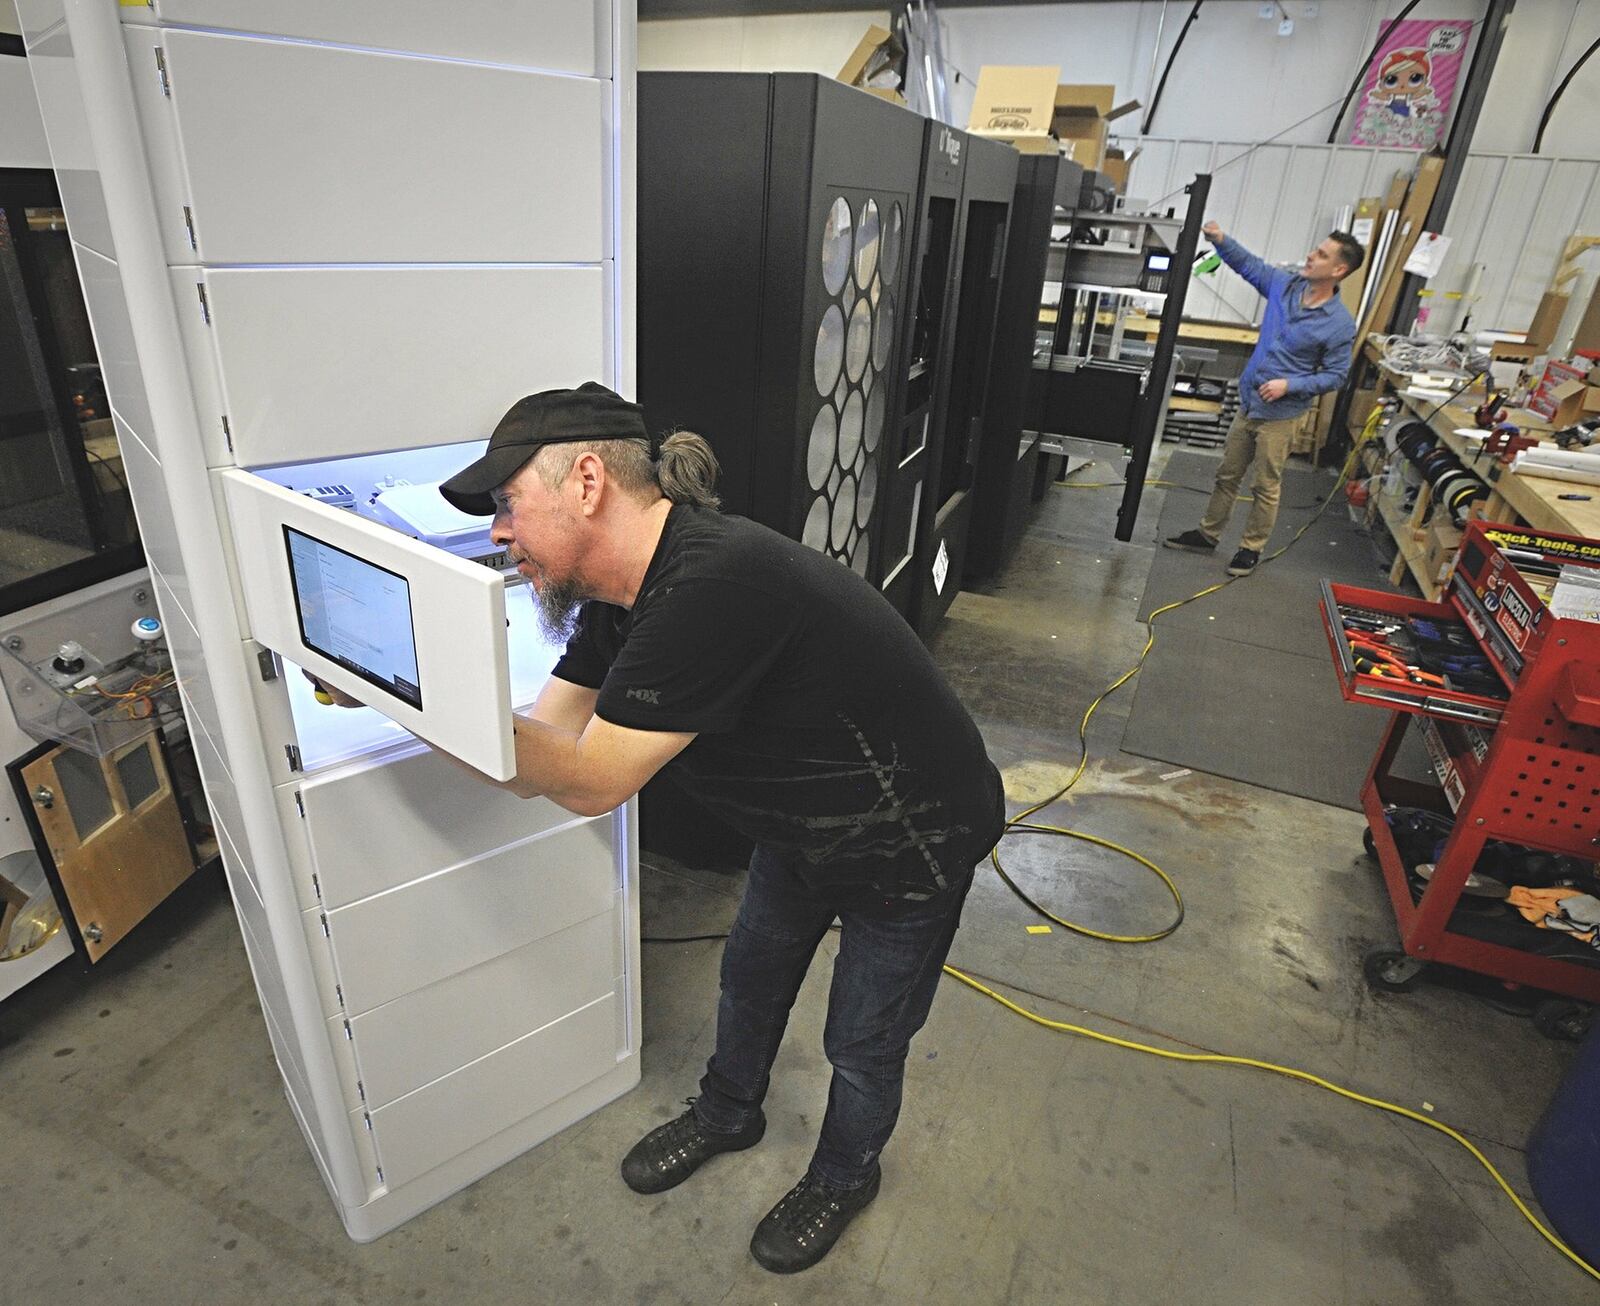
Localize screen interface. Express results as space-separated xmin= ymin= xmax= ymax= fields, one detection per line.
xmin=284 ymin=526 xmax=422 ymax=708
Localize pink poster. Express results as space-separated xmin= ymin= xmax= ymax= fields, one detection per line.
xmin=1349 ymin=18 xmax=1474 ymax=150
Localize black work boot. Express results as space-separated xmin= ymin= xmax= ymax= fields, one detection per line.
xmin=619 ymin=1102 xmax=765 ymax=1195
xmin=749 ymin=1166 xmax=882 ymax=1274
xmin=1163 ymin=528 xmax=1217 ymax=553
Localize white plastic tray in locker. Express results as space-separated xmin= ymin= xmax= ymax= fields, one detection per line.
xmin=348 ymin=911 xmax=621 ymax=1109
xmin=322 ymin=816 xmax=619 ymax=1015
xmin=368 ymin=992 xmax=622 ymax=1191
xmin=176 ymin=264 xmax=609 ymax=467
xmin=124 ymin=28 xmax=608 ymax=266
xmin=123 ymin=0 xmax=610 ymax=79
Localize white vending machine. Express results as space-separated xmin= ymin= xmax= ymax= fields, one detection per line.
xmin=17 ymin=0 xmax=640 ymax=1239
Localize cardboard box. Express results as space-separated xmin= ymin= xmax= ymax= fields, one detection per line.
xmin=1050 ymin=83 xmax=1139 ymax=171
xmin=837 ymin=24 xmax=900 ymax=94
xmin=1100 ymin=146 xmax=1139 ymax=194
xmin=1542 ymin=378 xmax=1600 ymax=427
xmin=967 ymin=65 xmax=1063 ymax=154
xmin=1493 ymin=290 xmax=1570 ymax=362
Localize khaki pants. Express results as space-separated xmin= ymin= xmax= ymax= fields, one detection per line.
xmin=1199 ymin=412 xmax=1299 ymax=553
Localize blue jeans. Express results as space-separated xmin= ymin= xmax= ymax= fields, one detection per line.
xmin=693 ymin=844 xmax=972 ymax=1189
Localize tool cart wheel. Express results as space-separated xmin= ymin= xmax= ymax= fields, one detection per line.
xmin=1533 ymin=998 xmax=1594 ymax=1043
xmin=1362 ymin=827 xmax=1377 ymax=859
xmin=1363 ymin=947 xmax=1427 ymax=993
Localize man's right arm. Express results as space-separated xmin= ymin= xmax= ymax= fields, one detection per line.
xmin=1204 ymin=222 xmax=1284 ymax=299
xmin=528 ymin=675 xmax=599 ymax=736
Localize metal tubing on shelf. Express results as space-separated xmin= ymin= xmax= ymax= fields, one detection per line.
xmin=60 ymin=0 xmax=366 ymax=1206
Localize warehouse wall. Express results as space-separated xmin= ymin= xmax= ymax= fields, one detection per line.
xmin=640 ymin=1 xmax=1600 ymax=160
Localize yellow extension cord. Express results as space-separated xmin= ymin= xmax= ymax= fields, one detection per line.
xmin=945 ymin=415 xmax=1600 ymax=1286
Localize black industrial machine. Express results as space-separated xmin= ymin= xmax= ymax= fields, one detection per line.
xmin=637 ymin=71 xmax=924 ymax=581
xmin=904 ymin=131 xmax=1017 ymax=637
xmin=966 ymin=152 xmax=1083 ymax=580
xmin=636 ymin=71 xmax=925 ymax=865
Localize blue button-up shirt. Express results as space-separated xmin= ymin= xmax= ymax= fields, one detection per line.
xmin=1216 ymin=235 xmax=1356 ymax=421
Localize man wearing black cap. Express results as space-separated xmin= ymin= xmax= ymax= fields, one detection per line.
xmin=426 ymin=383 xmax=1002 ymax=1273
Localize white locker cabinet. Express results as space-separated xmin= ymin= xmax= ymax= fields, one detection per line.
xmin=120 ymin=0 xmax=611 ymax=79
xmin=175 ymin=265 xmax=612 ymax=468
xmin=124 ymin=28 xmax=609 ymax=267
xmin=21 ymin=0 xmax=638 ymax=1240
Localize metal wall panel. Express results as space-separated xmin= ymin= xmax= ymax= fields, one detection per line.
xmin=1129 ymin=137 xmax=1600 ymax=336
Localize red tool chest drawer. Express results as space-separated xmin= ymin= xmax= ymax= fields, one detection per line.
xmin=1318 ymin=580 xmax=1510 ymax=726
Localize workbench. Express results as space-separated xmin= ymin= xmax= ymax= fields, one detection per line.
xmin=1355 ymin=340 xmax=1600 ymax=597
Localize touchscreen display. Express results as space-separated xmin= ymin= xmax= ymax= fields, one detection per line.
xmin=284 ymin=527 xmax=422 ymax=708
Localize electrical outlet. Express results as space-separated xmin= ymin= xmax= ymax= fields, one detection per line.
xmin=1279 ymin=17 xmax=1294 ymax=36
xmin=1259 ymin=3 xmax=1276 ymax=17
xmin=1304 ymin=2 xmax=1320 ymax=15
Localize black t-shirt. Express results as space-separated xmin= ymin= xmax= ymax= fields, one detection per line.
xmin=553 ymin=504 xmax=1005 ymax=911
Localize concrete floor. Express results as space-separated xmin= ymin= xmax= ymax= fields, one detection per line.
xmin=2 ymin=453 xmax=1587 ymax=1305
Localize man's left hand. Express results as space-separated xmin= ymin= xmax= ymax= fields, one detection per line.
xmin=1257 ymin=378 xmax=1289 ymax=402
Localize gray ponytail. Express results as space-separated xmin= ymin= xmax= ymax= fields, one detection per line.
xmin=655 ymin=430 xmax=722 ymax=510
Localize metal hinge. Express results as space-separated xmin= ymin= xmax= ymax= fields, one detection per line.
xmin=311 ymin=872 xmax=321 ymax=902
xmin=375 ymin=1166 xmax=384 ymax=1185
xmin=335 ymin=983 xmax=344 ymax=1008
xmin=344 ymin=1019 xmax=354 ymax=1042
xmin=284 ymin=743 xmax=302 ymax=771
xmin=196 ymin=282 xmax=210 ymax=325
xmin=356 ymin=1079 xmax=366 ymax=1103
xmin=222 ymin=415 xmax=232 ymax=453
xmin=154 ymin=47 xmax=170 ymax=97
xmin=363 ymin=1112 xmax=373 ymax=1133
xmin=257 ymin=646 xmax=278 ymax=682
xmin=321 ymin=913 xmax=332 ymax=939
xmin=183 ymin=205 xmax=196 ymax=251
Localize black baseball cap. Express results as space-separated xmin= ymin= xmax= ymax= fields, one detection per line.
xmin=439 ymin=382 xmax=649 ymax=517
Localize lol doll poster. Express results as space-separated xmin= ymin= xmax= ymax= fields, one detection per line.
xmin=1350 ymin=19 xmax=1473 ymax=150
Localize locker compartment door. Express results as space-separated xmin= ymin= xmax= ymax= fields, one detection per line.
xmin=133 ymin=1 xmax=609 ymax=77
xmin=128 ymin=28 xmax=608 ymax=265
xmin=179 ymin=265 xmax=610 ymax=468
xmin=220 ymin=471 xmax=515 ymax=781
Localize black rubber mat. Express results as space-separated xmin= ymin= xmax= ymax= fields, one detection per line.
xmin=1121 ymin=449 xmax=1422 ymax=810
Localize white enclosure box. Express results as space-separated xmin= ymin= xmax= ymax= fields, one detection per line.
xmin=21 ymin=0 xmax=640 ymax=1241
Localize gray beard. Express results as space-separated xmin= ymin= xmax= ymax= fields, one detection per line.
xmin=533 ymin=573 xmax=585 ymax=645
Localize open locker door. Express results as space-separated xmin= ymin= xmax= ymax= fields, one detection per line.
xmin=219 ymin=471 xmax=516 ymax=781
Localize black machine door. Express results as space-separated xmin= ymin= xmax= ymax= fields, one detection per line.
xmin=910 ymin=191 xmax=1011 ymax=636
xmin=877 ymin=124 xmax=964 ymax=619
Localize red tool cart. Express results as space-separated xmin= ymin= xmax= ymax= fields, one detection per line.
xmin=1319 ymin=520 xmax=1600 ymax=1037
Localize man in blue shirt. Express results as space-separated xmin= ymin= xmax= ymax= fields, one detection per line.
xmin=1165 ymin=223 xmax=1362 ymax=574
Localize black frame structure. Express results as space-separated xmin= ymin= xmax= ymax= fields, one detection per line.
xmin=966 ymin=152 xmax=1082 ymax=580
xmin=0 ymin=167 xmax=143 ymax=616
xmin=907 ymin=130 xmax=1016 ymax=636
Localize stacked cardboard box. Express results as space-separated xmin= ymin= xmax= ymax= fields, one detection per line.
xmin=965 ymin=66 xmax=1138 ymax=177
